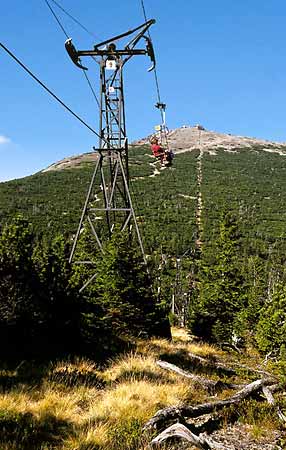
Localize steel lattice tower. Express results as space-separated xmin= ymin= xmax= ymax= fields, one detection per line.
xmin=66 ymin=20 xmax=156 ymax=291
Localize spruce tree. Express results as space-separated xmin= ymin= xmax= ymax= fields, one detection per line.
xmin=256 ymin=283 xmax=286 ymax=355
xmin=79 ymin=230 xmax=171 ymax=341
xmin=189 ymin=212 xmax=246 ymax=343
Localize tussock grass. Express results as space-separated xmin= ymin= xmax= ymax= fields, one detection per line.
xmin=49 ymin=358 xmax=105 ymax=389
xmin=86 ymin=379 xmax=189 ymax=424
xmin=63 ymin=424 xmax=110 ymax=450
xmin=102 ymin=353 xmax=177 ymax=384
xmin=0 ymin=328 xmax=282 ymax=449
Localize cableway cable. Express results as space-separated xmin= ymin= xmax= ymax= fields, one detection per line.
xmin=139 ymin=0 xmax=188 ymax=305
xmin=140 ymin=0 xmax=170 ymax=158
xmin=140 ymin=0 xmax=163 ymax=121
xmin=44 ymin=0 xmax=101 ymax=111
xmin=44 ymin=0 xmax=69 ymax=39
xmin=0 ymin=41 xmax=110 ymax=144
xmin=48 ymin=0 xmax=100 ymax=40
xmin=83 ymin=71 xmax=100 ymax=109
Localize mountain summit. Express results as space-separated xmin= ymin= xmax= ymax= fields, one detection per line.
xmin=136 ymin=125 xmax=286 ymax=154
xmin=43 ymin=126 xmax=286 ymax=172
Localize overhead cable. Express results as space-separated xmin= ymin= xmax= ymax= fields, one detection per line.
xmin=44 ymin=0 xmax=69 ymax=39
xmin=48 ymin=0 xmax=100 ymax=39
xmin=0 ymin=42 xmax=106 ymax=142
xmin=83 ymin=71 xmax=100 ymax=109
xmin=140 ymin=0 xmax=162 ymax=107
xmin=140 ymin=0 xmax=182 ymax=261
xmin=44 ymin=0 xmax=101 ymax=111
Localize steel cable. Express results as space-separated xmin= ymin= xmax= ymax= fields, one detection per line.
xmin=49 ymin=0 xmax=100 ymax=40
xmin=83 ymin=70 xmax=100 ymax=109
xmin=140 ymin=0 xmax=164 ymax=126
xmin=44 ymin=0 xmax=101 ymax=111
xmin=140 ymin=0 xmax=192 ymax=308
xmin=0 ymin=42 xmax=113 ymax=146
xmin=44 ymin=0 xmax=69 ymax=39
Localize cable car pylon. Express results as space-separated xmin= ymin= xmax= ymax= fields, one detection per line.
xmin=67 ymin=19 xmax=156 ymax=292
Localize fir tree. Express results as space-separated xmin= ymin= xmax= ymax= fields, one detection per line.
xmin=84 ymin=230 xmax=170 ymax=340
xmin=256 ymin=283 xmax=286 ymax=355
xmin=189 ymin=212 xmax=246 ymax=343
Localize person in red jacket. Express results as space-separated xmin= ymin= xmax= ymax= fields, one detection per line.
xmin=150 ymin=136 xmax=165 ymax=164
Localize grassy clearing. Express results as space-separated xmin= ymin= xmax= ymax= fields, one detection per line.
xmin=0 ymin=328 xmax=284 ymax=449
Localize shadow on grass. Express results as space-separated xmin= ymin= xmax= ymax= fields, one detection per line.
xmin=159 ymin=349 xmax=235 ymax=378
xmin=0 ymin=410 xmax=74 ymax=450
xmin=0 ymin=362 xmax=51 ymax=392
xmin=111 ymin=368 xmax=177 ymax=384
xmin=49 ymin=366 xmax=106 ymax=389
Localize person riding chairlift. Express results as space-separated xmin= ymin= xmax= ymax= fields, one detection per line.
xmin=150 ymin=137 xmax=174 ymax=166
xmin=150 ymin=136 xmax=165 ymax=164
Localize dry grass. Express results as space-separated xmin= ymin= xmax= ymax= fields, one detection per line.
xmin=137 ymin=327 xmax=224 ymax=361
xmin=0 ymin=328 xmax=282 ymax=449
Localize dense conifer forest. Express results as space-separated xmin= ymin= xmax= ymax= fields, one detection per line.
xmin=1 ymin=144 xmax=286 ymax=355
xmin=1 ymin=142 xmax=286 ymax=448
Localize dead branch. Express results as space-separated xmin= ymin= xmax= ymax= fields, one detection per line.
xmin=231 ymin=361 xmax=276 ymax=379
xmin=143 ymin=378 xmax=274 ymax=432
xmin=150 ymin=423 xmax=228 ymax=450
xmin=187 ymin=352 xmax=237 ymax=376
xmin=262 ymin=385 xmax=286 ymax=423
xmin=262 ymin=386 xmax=275 ymax=405
xmin=277 ymin=408 xmax=286 ymax=423
xmin=157 ymin=360 xmax=243 ymax=392
xmin=188 ymin=351 xmax=277 ymax=381
xmin=221 ymin=342 xmax=241 ymax=353
xmin=187 ymin=351 xmax=276 ymax=380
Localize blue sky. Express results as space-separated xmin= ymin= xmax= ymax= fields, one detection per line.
xmin=1 ymin=0 xmax=286 ymax=181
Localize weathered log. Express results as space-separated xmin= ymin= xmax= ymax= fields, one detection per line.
xmin=150 ymin=423 xmax=228 ymax=450
xmin=143 ymin=378 xmax=274 ymax=432
xmin=262 ymin=386 xmax=275 ymax=405
xmin=157 ymin=360 xmax=242 ymax=392
xmin=262 ymin=385 xmax=286 ymax=423
xmin=277 ymin=408 xmax=286 ymax=423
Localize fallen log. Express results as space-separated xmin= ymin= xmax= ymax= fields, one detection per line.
xmin=150 ymin=423 xmax=228 ymax=449
xmin=262 ymin=385 xmax=275 ymax=405
xmin=143 ymin=378 xmax=274 ymax=432
xmin=157 ymin=360 xmax=243 ymax=392
xmin=262 ymin=385 xmax=286 ymax=423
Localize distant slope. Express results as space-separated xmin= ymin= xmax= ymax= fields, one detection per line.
xmin=1 ymin=127 xmax=286 ymax=256
xmin=41 ymin=126 xmax=286 ymax=172
xmin=135 ymin=125 xmax=286 ymax=153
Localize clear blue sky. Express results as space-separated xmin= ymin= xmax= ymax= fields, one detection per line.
xmin=1 ymin=0 xmax=286 ymax=181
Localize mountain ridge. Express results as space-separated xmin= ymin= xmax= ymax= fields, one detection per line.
xmin=42 ymin=126 xmax=286 ymax=173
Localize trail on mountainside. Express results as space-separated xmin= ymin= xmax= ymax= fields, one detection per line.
xmin=196 ymin=130 xmax=203 ymax=250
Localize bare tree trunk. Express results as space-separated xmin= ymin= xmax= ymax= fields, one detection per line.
xmin=144 ymin=378 xmax=274 ymax=432
xmin=150 ymin=423 xmax=228 ymax=449
xmin=157 ymin=360 xmax=243 ymax=392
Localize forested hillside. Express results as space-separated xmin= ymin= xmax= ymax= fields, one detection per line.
xmin=1 ymin=132 xmax=286 ymax=356
xmin=1 ymin=129 xmax=286 ymax=448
